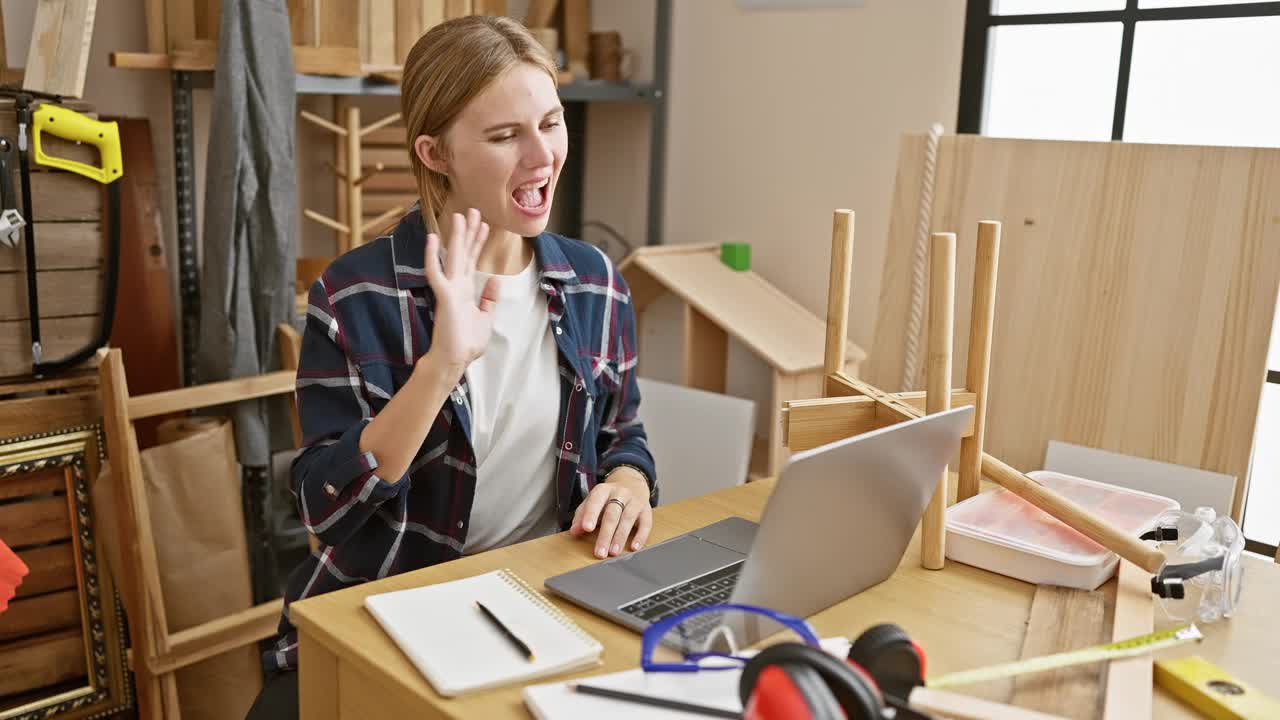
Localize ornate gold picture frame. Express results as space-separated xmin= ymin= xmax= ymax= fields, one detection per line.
xmin=0 ymin=426 xmax=131 ymax=720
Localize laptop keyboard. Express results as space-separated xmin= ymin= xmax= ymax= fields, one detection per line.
xmin=618 ymin=561 xmax=743 ymax=627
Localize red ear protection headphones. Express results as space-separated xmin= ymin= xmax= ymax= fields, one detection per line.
xmin=739 ymin=623 xmax=932 ymax=720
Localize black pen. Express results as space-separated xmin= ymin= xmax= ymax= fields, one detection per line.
xmin=476 ymin=601 xmax=534 ymax=661
xmin=572 ymin=683 xmax=741 ymax=718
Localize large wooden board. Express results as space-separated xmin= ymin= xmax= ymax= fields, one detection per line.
xmin=1102 ymin=560 xmax=1154 ymax=719
xmin=1010 ymin=586 xmax=1107 ymax=719
xmin=870 ymin=135 xmax=1280 ymax=519
xmin=23 ymin=0 xmax=98 ymax=98
xmin=107 ymin=117 xmax=179 ymax=448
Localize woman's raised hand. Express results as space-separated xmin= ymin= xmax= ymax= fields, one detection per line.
xmin=420 ymin=209 xmax=500 ymax=373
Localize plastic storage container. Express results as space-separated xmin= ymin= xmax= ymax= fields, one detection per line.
xmin=945 ymin=471 xmax=1179 ymax=590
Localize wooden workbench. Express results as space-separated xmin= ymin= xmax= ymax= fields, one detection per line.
xmin=620 ymin=245 xmax=866 ymax=478
xmin=290 ymin=478 xmax=1280 ymax=719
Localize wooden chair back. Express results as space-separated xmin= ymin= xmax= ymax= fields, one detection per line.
xmin=98 ymin=348 xmax=295 ymax=719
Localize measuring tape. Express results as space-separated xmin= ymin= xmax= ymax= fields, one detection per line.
xmin=927 ymin=625 xmax=1203 ymax=689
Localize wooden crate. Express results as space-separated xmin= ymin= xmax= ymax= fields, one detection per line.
xmin=137 ymin=0 xmax=373 ymax=76
xmin=0 ymin=102 xmax=106 ymax=379
xmin=0 ymin=376 xmax=131 ymax=719
xmin=128 ymin=1 xmax=505 ymax=75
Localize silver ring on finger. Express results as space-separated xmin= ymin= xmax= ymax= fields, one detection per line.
xmin=607 ymin=497 xmax=627 ymax=512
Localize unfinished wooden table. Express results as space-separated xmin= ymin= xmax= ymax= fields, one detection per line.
xmin=290 ymin=479 xmax=1280 ymax=719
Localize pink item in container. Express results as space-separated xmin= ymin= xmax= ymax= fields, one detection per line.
xmin=945 ymin=470 xmax=1179 ymax=590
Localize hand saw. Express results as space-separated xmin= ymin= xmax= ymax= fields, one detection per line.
xmin=3 ymin=90 xmax=124 ymax=376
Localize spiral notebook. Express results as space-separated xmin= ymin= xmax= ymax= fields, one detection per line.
xmin=364 ymin=569 xmax=603 ymax=696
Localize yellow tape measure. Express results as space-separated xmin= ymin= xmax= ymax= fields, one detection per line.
xmin=1156 ymin=656 xmax=1280 ymax=720
xmin=927 ymin=625 xmax=1203 ymax=689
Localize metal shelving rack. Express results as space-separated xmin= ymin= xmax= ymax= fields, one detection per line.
xmin=166 ymin=1 xmax=672 ymax=599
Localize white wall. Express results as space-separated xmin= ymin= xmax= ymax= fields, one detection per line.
xmin=661 ymin=0 xmax=965 ymax=355
xmin=582 ymin=1 xmax=965 ymax=414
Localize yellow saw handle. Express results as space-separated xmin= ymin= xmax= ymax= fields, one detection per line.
xmin=32 ymin=104 xmax=124 ymax=185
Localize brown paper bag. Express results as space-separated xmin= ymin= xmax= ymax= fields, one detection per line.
xmin=94 ymin=416 xmax=263 ymax=720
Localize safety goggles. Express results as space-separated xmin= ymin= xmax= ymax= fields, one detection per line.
xmin=1148 ymin=507 xmax=1245 ymax=624
xmin=640 ymin=603 xmax=822 ymax=673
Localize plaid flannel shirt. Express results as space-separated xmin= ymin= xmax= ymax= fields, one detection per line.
xmin=265 ymin=209 xmax=657 ymax=672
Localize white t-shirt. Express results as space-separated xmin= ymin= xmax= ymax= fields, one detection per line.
xmin=462 ymin=255 xmax=561 ymax=554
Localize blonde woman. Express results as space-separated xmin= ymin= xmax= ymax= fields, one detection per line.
xmin=247 ymin=16 xmax=657 ymax=718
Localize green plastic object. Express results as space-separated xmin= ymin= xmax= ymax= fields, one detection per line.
xmin=720 ymin=243 xmax=751 ymax=272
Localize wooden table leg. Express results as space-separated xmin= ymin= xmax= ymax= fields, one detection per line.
xmin=957 ymin=220 xmax=1000 ymax=503
xmin=922 ymin=232 xmax=956 ymax=570
xmin=299 ymin=631 xmax=340 ymax=720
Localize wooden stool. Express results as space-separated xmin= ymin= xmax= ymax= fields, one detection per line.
xmin=783 ymin=210 xmax=1165 ymax=574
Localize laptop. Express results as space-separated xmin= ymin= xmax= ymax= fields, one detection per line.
xmin=544 ymin=405 xmax=973 ymax=643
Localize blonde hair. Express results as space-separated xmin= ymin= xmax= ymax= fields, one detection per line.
xmin=400 ymin=16 xmax=559 ymax=233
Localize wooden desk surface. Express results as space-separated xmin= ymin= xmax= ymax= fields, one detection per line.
xmin=290 ymin=479 xmax=1280 ymax=719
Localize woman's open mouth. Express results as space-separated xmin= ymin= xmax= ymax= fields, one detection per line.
xmin=512 ymin=178 xmax=551 ymax=217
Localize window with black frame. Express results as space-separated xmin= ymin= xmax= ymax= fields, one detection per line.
xmin=956 ymin=0 xmax=1280 ymax=558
